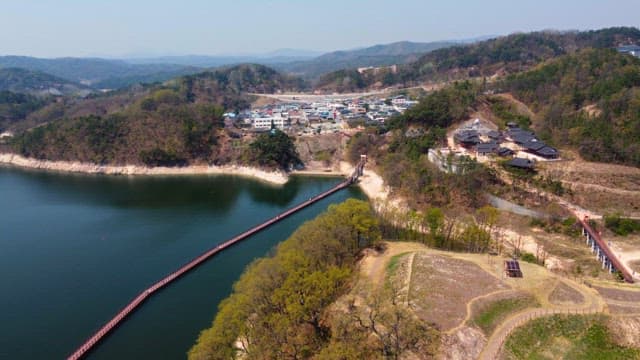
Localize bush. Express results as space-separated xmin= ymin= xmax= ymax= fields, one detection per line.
xmin=520 ymin=252 xmax=538 ymax=264
xmin=604 ymin=213 xmax=640 ymax=236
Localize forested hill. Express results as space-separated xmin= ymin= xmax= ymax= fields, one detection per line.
xmin=276 ymin=41 xmax=455 ymax=78
xmin=500 ymin=48 xmax=640 ymax=166
xmin=0 ymin=67 xmax=89 ymax=96
xmin=0 ymin=91 xmax=48 ymax=131
xmin=314 ymin=27 xmax=640 ymax=92
xmin=8 ymin=64 xmax=304 ymax=167
xmin=178 ymin=63 xmax=306 ymax=108
xmin=0 ymin=55 xmax=200 ymax=89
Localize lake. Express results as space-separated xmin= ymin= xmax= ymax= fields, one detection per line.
xmin=0 ymin=167 xmax=364 ymax=359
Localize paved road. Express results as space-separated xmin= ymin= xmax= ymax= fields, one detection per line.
xmin=247 ymin=90 xmax=391 ymax=102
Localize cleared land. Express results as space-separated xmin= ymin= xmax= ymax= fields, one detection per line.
xmin=539 ymin=159 xmax=640 ymax=218
xmin=549 ymin=282 xmax=586 ymax=306
xmin=409 ymin=253 xmax=509 ymax=331
xmin=594 ymin=285 xmax=640 ymax=302
xmin=502 ymin=315 xmax=640 ymax=360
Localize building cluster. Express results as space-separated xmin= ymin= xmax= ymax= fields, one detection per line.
xmin=617 ymin=45 xmax=640 ymax=58
xmin=504 ymin=124 xmax=558 ymax=159
xmin=454 ymin=120 xmax=558 ymax=162
xmin=227 ymin=95 xmax=418 ymax=132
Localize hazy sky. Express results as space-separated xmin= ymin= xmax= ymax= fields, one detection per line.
xmin=2 ymin=0 xmax=639 ymax=58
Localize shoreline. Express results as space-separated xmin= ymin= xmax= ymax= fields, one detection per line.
xmin=338 ymin=161 xmax=395 ymax=209
xmin=0 ymin=153 xmax=289 ymax=185
xmin=0 ymin=153 xmax=393 ymax=203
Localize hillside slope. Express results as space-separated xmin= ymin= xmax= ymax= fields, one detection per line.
xmin=500 ymin=48 xmax=640 ymax=166
xmin=315 ymin=27 xmax=640 ymax=91
xmin=276 ymin=41 xmax=455 ymax=78
xmin=8 ymin=64 xmax=304 ymax=166
xmin=0 ymin=67 xmax=88 ymax=96
xmin=0 ymin=91 xmax=49 ymax=131
xmin=0 ymin=56 xmax=200 ymax=88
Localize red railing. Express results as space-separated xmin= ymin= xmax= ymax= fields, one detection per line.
xmin=578 ymin=217 xmax=634 ymax=283
xmin=68 ymin=161 xmax=365 ymax=359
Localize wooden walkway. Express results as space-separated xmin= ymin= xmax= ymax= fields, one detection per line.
xmin=68 ymin=160 xmax=366 ymax=360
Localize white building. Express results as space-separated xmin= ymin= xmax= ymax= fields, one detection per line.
xmin=253 ymin=116 xmax=288 ymax=130
xmin=391 ymin=96 xmax=407 ymax=106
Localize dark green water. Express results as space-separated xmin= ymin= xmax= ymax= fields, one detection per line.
xmin=0 ymin=167 xmax=364 ymax=359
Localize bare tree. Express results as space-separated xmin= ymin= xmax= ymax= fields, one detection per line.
xmin=346 ymin=284 xmax=439 ymax=360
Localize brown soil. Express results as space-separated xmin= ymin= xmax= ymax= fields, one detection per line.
xmin=295 ymin=133 xmax=346 ymax=168
xmin=608 ymin=304 xmax=640 ymax=316
xmin=581 ymin=104 xmax=603 ymax=118
xmin=594 ymin=286 xmax=640 ymax=302
xmin=548 ymin=282 xmax=585 ymax=306
xmin=496 ymin=212 xmax=613 ymax=278
xmin=409 ymin=253 xmax=510 ymax=331
xmin=607 ymin=317 xmax=640 ymax=348
xmin=539 ymin=159 xmax=640 ymax=217
xmin=251 ymin=96 xmax=279 ymax=108
xmin=439 ymin=326 xmax=486 ymax=360
xmin=630 ymin=260 xmax=640 ymax=273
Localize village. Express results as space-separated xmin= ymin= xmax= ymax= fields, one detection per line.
xmin=224 ymin=94 xmax=418 ymax=135
xmin=428 ymin=117 xmax=560 ymax=174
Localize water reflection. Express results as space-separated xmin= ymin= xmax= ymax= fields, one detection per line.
xmin=0 ymin=166 xmax=358 ymax=360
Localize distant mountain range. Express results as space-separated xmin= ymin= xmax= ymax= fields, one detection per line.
xmin=273 ymin=41 xmax=458 ymax=78
xmin=0 ymin=56 xmax=200 ymax=89
xmin=0 ymin=39 xmax=474 ymax=92
xmin=0 ymin=67 xmax=89 ymax=96
xmin=123 ymin=48 xmax=324 ymax=67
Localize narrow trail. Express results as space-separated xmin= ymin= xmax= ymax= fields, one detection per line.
xmin=404 ymin=252 xmax=416 ymax=305
xmin=479 ymin=278 xmax=606 ymax=360
xmin=479 ymin=306 xmax=605 ymax=360
xmin=446 ymin=289 xmax=517 ymax=336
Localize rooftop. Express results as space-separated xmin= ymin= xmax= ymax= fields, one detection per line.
xmin=507 ymin=157 xmax=535 ymax=169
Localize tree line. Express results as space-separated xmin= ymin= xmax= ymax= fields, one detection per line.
xmin=189 ymin=199 xmax=387 ymax=359
xmin=500 ymin=48 xmax=640 ymax=166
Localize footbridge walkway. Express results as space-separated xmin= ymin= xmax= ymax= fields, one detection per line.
xmin=68 ymin=158 xmax=366 ymax=360
xmin=578 ymin=216 xmax=634 ymax=283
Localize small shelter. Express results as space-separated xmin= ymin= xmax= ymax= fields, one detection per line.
xmin=507 ymin=157 xmax=535 ymax=170
xmin=505 ymin=260 xmax=523 ymax=278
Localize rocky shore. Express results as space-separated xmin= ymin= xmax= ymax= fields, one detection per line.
xmin=0 ymin=153 xmax=289 ymax=185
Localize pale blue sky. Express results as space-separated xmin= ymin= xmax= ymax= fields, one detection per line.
xmin=2 ymin=0 xmax=639 ymax=58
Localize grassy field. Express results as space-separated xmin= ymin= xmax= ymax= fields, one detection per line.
xmin=470 ymin=293 xmax=539 ymax=335
xmin=503 ymin=315 xmax=640 ymax=360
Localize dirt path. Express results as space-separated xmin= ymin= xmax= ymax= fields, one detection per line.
xmin=405 ymin=252 xmax=416 ymax=305
xmin=494 ymin=164 xmax=640 ymax=281
xmin=479 ymin=306 xmax=604 ymax=360
xmin=607 ymin=248 xmax=640 ymax=281
xmin=359 ymin=242 xmax=425 ymax=288
xmin=561 ymin=180 xmax=640 ymax=198
xmin=446 ymin=289 xmax=517 ymax=335
xmin=479 ymin=278 xmax=606 ymax=360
